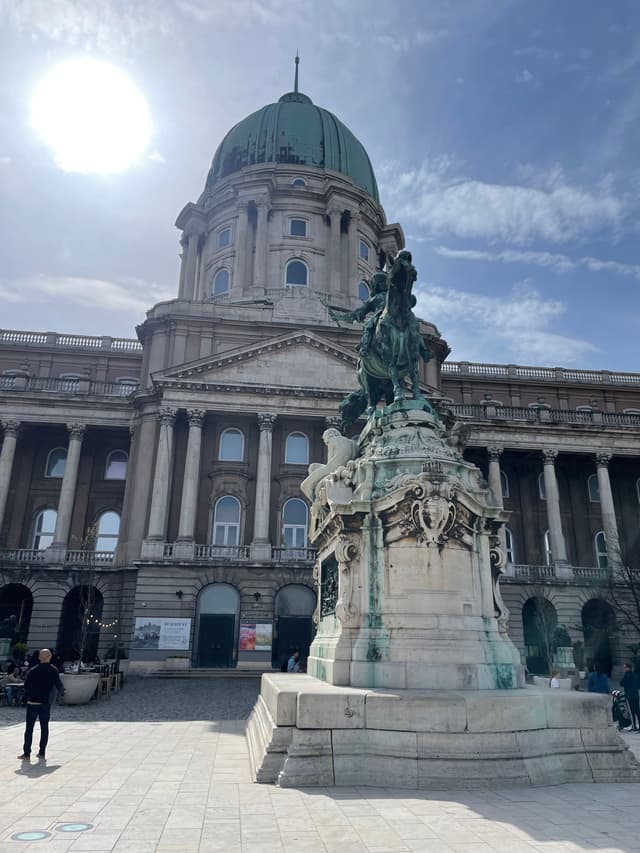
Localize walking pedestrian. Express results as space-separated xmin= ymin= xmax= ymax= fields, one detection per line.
xmin=17 ymin=649 xmax=65 ymax=761
xmin=621 ymin=663 xmax=640 ymax=732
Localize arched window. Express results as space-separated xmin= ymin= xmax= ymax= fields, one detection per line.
xmin=288 ymin=218 xmax=307 ymax=237
xmin=212 ymin=496 xmax=241 ymax=546
xmin=217 ymin=226 xmax=232 ymax=249
xmin=45 ymin=447 xmax=67 ymax=478
xmin=594 ymin=531 xmax=608 ymax=569
xmin=587 ymin=473 xmax=600 ymax=503
xmin=218 ymin=428 xmax=244 ymax=461
xmin=285 ymin=259 xmax=308 ymax=286
xmin=505 ymin=527 xmax=515 ymax=563
xmin=285 ymin=432 xmax=309 ymax=465
xmin=359 ymin=238 xmax=370 ymax=262
xmin=95 ymin=511 xmax=120 ymax=552
xmin=282 ymin=498 xmax=308 ymax=548
xmin=105 ymin=450 xmax=128 ymax=480
xmin=358 ymin=280 xmax=369 ymax=301
xmin=213 ymin=269 xmax=230 ymax=296
xmin=538 ymin=472 xmax=546 ymax=501
xmin=291 ymin=177 xmax=306 ymax=187
xmin=543 ymin=529 xmax=552 ymax=566
xmin=33 ymin=509 xmax=57 ymax=550
xmin=500 ymin=470 xmax=509 ymax=500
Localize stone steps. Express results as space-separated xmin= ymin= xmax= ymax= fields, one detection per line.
xmin=148 ymin=667 xmax=268 ymax=679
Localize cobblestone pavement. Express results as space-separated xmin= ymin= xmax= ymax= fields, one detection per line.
xmin=0 ymin=682 xmax=639 ymax=853
xmin=0 ymin=677 xmax=261 ymax=726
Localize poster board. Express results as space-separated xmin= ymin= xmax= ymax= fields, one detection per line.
xmin=133 ymin=618 xmax=191 ymax=650
xmin=239 ymin=622 xmax=272 ymax=651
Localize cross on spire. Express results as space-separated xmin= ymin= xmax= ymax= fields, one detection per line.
xmin=294 ymin=51 xmax=299 ymax=94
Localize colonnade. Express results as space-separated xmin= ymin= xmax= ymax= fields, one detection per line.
xmin=486 ymin=445 xmax=622 ymax=570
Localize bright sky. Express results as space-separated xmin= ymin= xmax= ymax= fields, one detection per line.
xmin=0 ymin=0 xmax=639 ymax=370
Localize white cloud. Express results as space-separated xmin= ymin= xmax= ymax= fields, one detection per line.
xmin=0 ymin=275 xmax=174 ymax=315
xmin=434 ymin=245 xmax=640 ymax=280
xmin=514 ymin=68 xmax=535 ymax=84
xmin=378 ymin=159 xmax=627 ymax=245
xmin=415 ymin=281 xmax=597 ymax=366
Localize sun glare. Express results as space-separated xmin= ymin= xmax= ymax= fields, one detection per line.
xmin=31 ymin=58 xmax=152 ymax=174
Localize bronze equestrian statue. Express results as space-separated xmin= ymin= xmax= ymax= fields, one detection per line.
xmin=329 ymin=250 xmax=435 ymax=431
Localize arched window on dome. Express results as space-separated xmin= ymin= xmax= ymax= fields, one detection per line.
xmin=291 ymin=178 xmax=306 ymax=187
xmin=359 ymin=238 xmax=370 ymax=263
xmin=212 ymin=269 xmax=230 ymax=297
xmin=288 ymin=217 xmax=307 ymax=237
xmin=358 ymin=280 xmax=369 ymax=302
xmin=285 ymin=259 xmax=308 ymax=287
xmin=217 ymin=226 xmax=232 ymax=249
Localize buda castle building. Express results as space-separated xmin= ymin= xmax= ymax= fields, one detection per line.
xmin=1 ymin=75 xmax=639 ymax=675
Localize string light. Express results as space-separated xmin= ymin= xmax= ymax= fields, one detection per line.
xmin=85 ymin=615 xmax=119 ymax=629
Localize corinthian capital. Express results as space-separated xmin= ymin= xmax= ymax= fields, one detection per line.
xmin=158 ymin=407 xmax=177 ymax=426
xmin=1 ymin=420 xmax=20 ymax=438
xmin=541 ymin=449 xmax=558 ymax=465
xmin=595 ymin=451 xmax=611 ymax=468
xmin=187 ymin=409 xmax=206 ymax=428
xmin=487 ymin=445 xmax=503 ymax=462
xmin=67 ymin=423 xmax=86 ymax=441
xmin=257 ymin=413 xmax=277 ymax=431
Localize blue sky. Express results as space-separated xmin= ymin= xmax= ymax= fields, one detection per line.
xmin=0 ymin=0 xmax=639 ymax=369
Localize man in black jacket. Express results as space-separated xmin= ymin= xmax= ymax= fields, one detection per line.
xmin=17 ymin=648 xmax=65 ymax=761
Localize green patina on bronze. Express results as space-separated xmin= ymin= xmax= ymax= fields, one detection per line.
xmin=328 ymin=251 xmax=437 ymax=430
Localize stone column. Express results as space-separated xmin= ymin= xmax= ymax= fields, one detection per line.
xmin=0 ymin=420 xmax=20 ymax=539
xmin=144 ymin=408 xmax=176 ymax=551
xmin=51 ymin=423 xmax=85 ymax=553
xmin=541 ymin=449 xmax=568 ymax=566
xmin=181 ymin=226 xmax=205 ymax=301
xmin=486 ymin=445 xmax=508 ymax=568
xmin=329 ymin=207 xmax=342 ymax=295
xmin=234 ymin=202 xmax=249 ymax=294
xmin=347 ymin=210 xmax=360 ymax=296
xmin=122 ymin=412 xmax=157 ymax=563
xmin=175 ymin=409 xmax=206 ymax=557
xmin=251 ymin=413 xmax=276 ymax=561
xmin=595 ymin=452 xmax=622 ymax=569
xmin=253 ymin=199 xmax=270 ymax=290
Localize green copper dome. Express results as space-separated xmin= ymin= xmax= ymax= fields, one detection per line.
xmin=206 ymin=90 xmax=379 ymax=202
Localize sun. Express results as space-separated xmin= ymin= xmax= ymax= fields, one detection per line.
xmin=31 ymin=58 xmax=152 ymax=175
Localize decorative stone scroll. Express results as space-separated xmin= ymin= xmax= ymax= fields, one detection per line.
xmin=334 ymin=534 xmax=359 ymax=624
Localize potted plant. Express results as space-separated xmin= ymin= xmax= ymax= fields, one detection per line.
xmin=10 ymin=641 xmax=28 ymax=664
xmin=61 ymin=526 xmax=101 ymax=705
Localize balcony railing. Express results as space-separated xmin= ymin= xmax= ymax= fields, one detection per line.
xmin=572 ymin=566 xmax=609 ymax=584
xmin=446 ymin=404 xmax=640 ymax=428
xmin=65 ymin=550 xmax=115 ymax=565
xmin=272 ymin=546 xmax=317 ymax=562
xmin=442 ymin=361 xmax=640 ymax=386
xmin=0 ymin=328 xmax=142 ymax=351
xmin=0 ymin=548 xmax=47 ymax=562
xmin=512 ymin=563 xmax=556 ymax=580
xmin=194 ymin=544 xmax=250 ymax=560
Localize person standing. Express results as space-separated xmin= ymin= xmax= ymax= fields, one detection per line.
xmin=621 ymin=663 xmax=640 ymax=732
xmin=287 ymin=650 xmax=301 ymax=673
xmin=548 ymin=670 xmax=561 ymax=689
xmin=587 ymin=662 xmax=609 ymax=694
xmin=17 ymin=649 xmax=65 ymax=761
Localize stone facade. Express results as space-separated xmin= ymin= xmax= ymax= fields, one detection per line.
xmin=1 ymin=84 xmax=639 ymax=673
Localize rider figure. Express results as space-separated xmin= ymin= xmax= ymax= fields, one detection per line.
xmin=354 ymin=271 xmax=388 ymax=357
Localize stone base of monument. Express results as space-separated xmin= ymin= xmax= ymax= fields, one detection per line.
xmin=246 ymin=674 xmax=640 ymax=788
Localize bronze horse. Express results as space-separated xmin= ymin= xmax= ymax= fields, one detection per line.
xmin=334 ymin=251 xmax=433 ymax=431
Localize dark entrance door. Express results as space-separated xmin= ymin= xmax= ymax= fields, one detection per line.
xmin=197 ymin=614 xmax=236 ymax=667
xmin=274 ymin=616 xmax=313 ymax=667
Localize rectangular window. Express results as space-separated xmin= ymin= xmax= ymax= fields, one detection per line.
xmin=289 ymin=218 xmax=307 ymax=237
xmin=359 ymin=238 xmax=370 ymax=262
xmin=217 ymin=227 xmax=232 ymax=249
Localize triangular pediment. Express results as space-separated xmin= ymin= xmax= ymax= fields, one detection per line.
xmin=155 ymin=330 xmax=359 ymax=392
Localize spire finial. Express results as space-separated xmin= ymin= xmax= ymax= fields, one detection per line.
xmin=294 ymin=51 xmax=299 ymax=94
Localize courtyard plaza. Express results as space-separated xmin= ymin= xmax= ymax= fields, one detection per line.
xmin=0 ymin=679 xmax=639 ymax=853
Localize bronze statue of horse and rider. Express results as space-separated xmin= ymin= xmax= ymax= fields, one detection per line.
xmin=328 ymin=250 xmax=435 ymax=431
